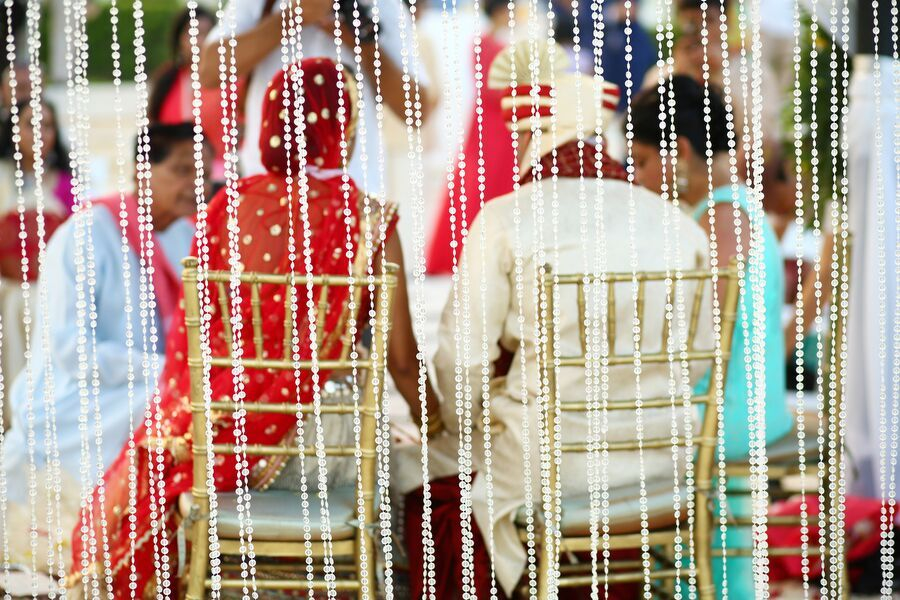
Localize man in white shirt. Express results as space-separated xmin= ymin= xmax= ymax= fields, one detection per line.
xmin=199 ymin=0 xmax=433 ymax=196
xmin=397 ymin=41 xmax=714 ymax=597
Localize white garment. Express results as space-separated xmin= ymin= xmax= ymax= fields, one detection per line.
xmin=206 ymin=0 xmax=425 ymax=196
xmin=845 ymin=56 xmax=899 ymax=500
xmin=420 ymin=177 xmax=714 ymax=595
xmin=3 ymin=207 xmax=194 ymax=503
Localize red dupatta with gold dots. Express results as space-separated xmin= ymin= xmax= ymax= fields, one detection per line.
xmin=70 ymin=58 xmax=397 ymax=598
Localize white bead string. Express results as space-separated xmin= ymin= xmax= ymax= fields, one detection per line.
xmin=498 ymin=5 xmax=541 ymax=596
xmin=212 ymin=0 xmax=260 ymax=593
xmin=79 ymin=0 xmax=119 ymax=590
xmin=618 ymin=0 xmax=656 ymax=594
xmin=582 ymin=0 xmax=614 ymax=593
xmin=659 ymin=0 xmax=699 ymax=592
xmin=533 ymin=4 xmax=563 ymax=595
xmin=350 ymin=2 xmax=403 ymax=594
xmin=431 ymin=0 xmax=476 ymax=592
xmin=704 ymin=0 xmax=752 ymax=593
xmin=886 ymin=0 xmax=900 ymax=593
xmin=391 ymin=0 xmax=438 ymax=595
xmin=433 ymin=0 xmax=479 ymax=595
xmin=5 ymin=0 xmax=53 ymax=588
xmin=61 ymin=0 xmax=95 ymax=591
xmin=275 ymin=2 xmax=321 ymax=595
xmin=787 ymin=0 xmax=814 ymax=589
xmin=105 ymin=0 xmax=149 ymax=593
xmin=58 ymin=0 xmax=117 ymax=592
xmin=24 ymin=0 xmax=68 ymax=579
xmin=0 ymin=8 xmax=14 ymax=589
xmin=870 ymin=0 xmax=895 ymax=595
xmin=130 ymin=1 xmax=180 ymax=595
xmin=182 ymin=3 xmax=220 ymax=598
xmin=466 ymin=0 xmax=501 ymax=593
xmin=569 ymin=1 xmax=605 ymax=595
xmin=520 ymin=5 xmax=554 ymax=596
xmin=743 ymin=0 xmax=771 ymax=591
xmin=822 ymin=0 xmax=850 ymax=593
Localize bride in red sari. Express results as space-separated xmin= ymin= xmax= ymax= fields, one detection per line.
xmin=69 ymin=57 xmax=439 ymax=599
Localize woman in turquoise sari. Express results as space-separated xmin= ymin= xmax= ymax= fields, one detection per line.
xmin=629 ymin=75 xmax=790 ymax=598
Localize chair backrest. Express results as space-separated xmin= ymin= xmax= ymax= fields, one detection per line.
xmin=181 ymin=256 xmax=398 ymax=513
xmin=536 ymin=263 xmax=740 ymax=529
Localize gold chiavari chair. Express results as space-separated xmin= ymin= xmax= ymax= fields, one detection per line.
xmin=719 ymin=234 xmax=852 ymax=596
xmin=520 ymin=264 xmax=740 ymax=600
xmin=179 ymin=257 xmax=399 ymax=599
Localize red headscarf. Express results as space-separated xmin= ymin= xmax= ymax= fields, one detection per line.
xmin=258 ymin=57 xmax=357 ymax=177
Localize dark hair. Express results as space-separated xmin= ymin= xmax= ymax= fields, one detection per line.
xmin=148 ymin=6 xmax=215 ymax=123
xmin=137 ymin=121 xmax=196 ymax=165
xmin=484 ymin=0 xmax=508 ymax=18
xmin=0 ymin=99 xmax=71 ymax=173
xmin=629 ymin=75 xmax=730 ymax=158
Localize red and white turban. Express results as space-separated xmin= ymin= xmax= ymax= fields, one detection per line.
xmin=487 ymin=39 xmax=620 ymax=179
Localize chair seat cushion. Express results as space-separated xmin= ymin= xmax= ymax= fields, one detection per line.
xmin=729 ymin=429 xmax=819 ymax=467
xmin=514 ymin=480 xmax=681 ymax=537
xmin=179 ymin=485 xmax=360 ymax=542
xmin=766 ymin=430 xmax=819 ymax=464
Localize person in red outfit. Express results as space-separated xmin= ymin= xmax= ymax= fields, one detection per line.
xmin=425 ymin=0 xmax=516 ymax=274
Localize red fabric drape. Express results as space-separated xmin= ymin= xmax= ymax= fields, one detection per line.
xmin=70 ymin=58 xmax=395 ymax=599
xmin=403 ymin=476 xmax=638 ymax=599
xmin=404 ymin=476 xmax=503 ymax=600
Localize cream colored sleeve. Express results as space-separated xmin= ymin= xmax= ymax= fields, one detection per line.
xmin=433 ymin=205 xmax=512 ymax=434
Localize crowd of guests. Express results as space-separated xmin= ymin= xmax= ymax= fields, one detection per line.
xmin=0 ymin=0 xmax=891 ymax=597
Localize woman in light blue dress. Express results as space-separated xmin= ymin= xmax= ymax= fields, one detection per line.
xmin=629 ymin=75 xmax=790 ymax=598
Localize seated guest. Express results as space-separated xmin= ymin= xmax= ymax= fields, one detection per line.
xmin=630 ymin=75 xmax=790 ymax=597
xmin=1 ymin=122 xmax=202 ymax=570
xmin=0 ymin=99 xmax=74 ymax=425
xmin=401 ymin=41 xmax=714 ymax=598
xmin=69 ymin=58 xmax=440 ymax=598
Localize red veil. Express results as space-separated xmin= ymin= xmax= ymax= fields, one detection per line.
xmin=70 ymin=58 xmax=398 ymax=598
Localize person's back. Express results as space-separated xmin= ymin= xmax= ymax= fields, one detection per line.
xmin=428 ymin=171 xmax=714 ymax=595
xmin=468 ymin=175 xmax=713 ymax=482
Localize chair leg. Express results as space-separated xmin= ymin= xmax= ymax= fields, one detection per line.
xmin=536 ymin=532 xmax=555 ymax=600
xmin=694 ymin=489 xmax=716 ymax=600
xmin=357 ymin=523 xmax=377 ymax=599
xmin=185 ymin=508 xmax=210 ymax=600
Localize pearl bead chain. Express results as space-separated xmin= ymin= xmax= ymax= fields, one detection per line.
xmin=276 ymin=3 xmax=324 ymax=594
xmin=389 ymin=0 xmax=442 ymax=594
xmin=787 ymin=0 xmax=815 ymax=589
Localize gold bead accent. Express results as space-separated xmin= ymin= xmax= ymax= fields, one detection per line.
xmin=321 ymin=108 xmax=330 ymax=119
xmin=269 ymin=135 xmax=281 ymax=148
xmin=307 ymin=112 xmax=318 ymax=124
xmin=313 ymin=74 xmax=325 ymax=85
xmin=269 ymin=88 xmax=278 ymax=100
xmin=270 ymin=224 xmax=282 ymax=236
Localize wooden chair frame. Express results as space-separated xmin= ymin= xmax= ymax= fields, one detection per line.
xmin=181 ymin=257 xmax=399 ymax=599
xmin=529 ymin=264 xmax=740 ymax=600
